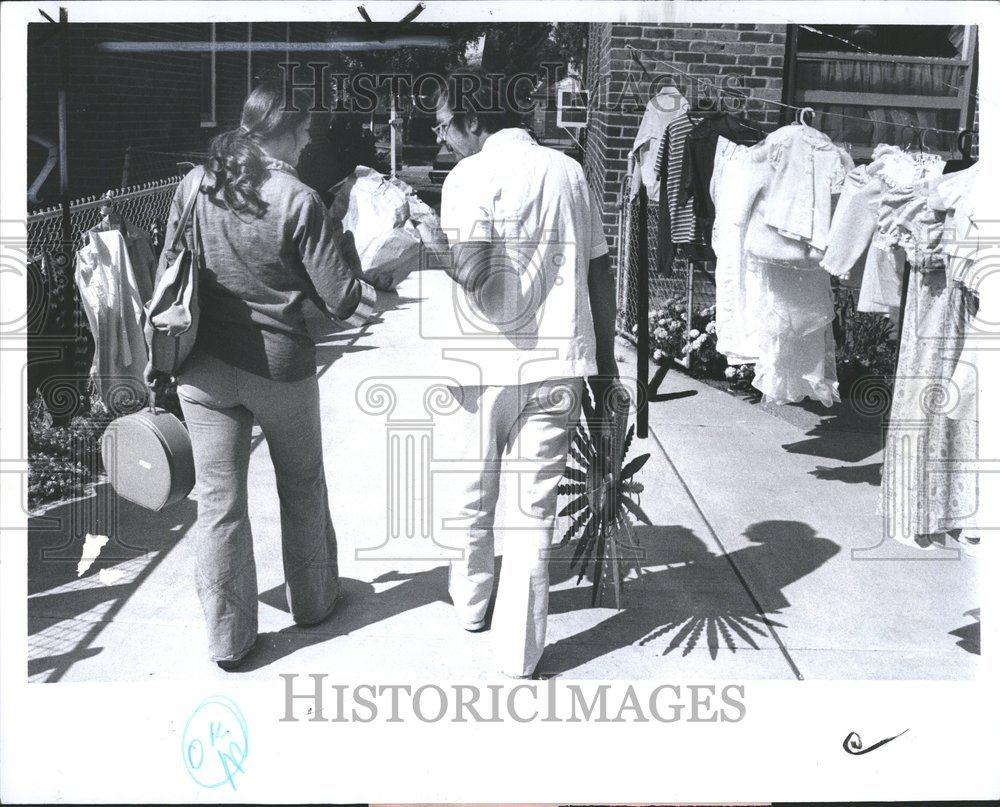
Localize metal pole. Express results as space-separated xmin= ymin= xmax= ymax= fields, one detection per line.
xmin=55 ymin=6 xmax=75 ymax=425
xmin=389 ymin=89 xmax=397 ymax=179
xmin=121 ymin=145 xmax=132 ymax=187
xmin=636 ymin=184 xmax=649 ymax=439
xmin=682 ymin=258 xmax=695 ymax=370
xmin=57 ymin=7 xmax=70 ymax=256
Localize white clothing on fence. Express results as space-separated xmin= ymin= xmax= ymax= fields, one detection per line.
xmin=930 ymin=163 xmax=985 ymax=426
xmin=750 ymin=257 xmax=840 ymax=407
xmin=821 ymin=163 xmax=882 ymax=285
xmin=846 ymin=146 xmax=944 ymax=317
xmin=75 ymin=229 xmax=150 ymax=407
xmin=757 ymin=124 xmax=853 ymax=256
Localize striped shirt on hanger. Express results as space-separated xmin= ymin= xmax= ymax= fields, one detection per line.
xmin=656 ymin=114 xmax=697 ymax=244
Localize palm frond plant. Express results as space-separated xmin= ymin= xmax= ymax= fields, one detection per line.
xmin=556 ymin=379 xmax=651 ymax=608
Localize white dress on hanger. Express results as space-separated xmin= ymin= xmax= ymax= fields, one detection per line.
xmin=742 ymin=124 xmax=853 ymax=406
xmin=710 ymin=136 xmax=764 ymax=365
xmin=877 ymin=167 xmax=979 ymax=546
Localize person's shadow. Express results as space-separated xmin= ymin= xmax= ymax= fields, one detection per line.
xmin=233 ymin=520 xmax=839 ymax=676
xmin=539 ymin=520 xmax=840 ymax=676
xmin=238 ymin=564 xmax=463 ymax=671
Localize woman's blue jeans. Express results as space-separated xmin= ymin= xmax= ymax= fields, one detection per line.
xmin=177 ymin=349 xmax=339 ymax=662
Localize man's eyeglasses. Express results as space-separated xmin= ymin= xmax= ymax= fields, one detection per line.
xmin=433 ymin=118 xmax=453 ymax=142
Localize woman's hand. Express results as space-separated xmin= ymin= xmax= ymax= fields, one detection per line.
xmin=144 ymin=361 xmax=171 ymax=407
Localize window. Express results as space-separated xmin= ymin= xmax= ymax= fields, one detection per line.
xmin=556 ymin=89 xmax=589 ymax=129
xmin=200 ymin=23 xmax=217 ymax=127
xmin=784 ymin=25 xmax=977 ymax=157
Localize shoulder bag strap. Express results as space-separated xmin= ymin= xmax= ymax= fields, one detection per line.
xmin=168 ymin=168 xmax=205 ymax=253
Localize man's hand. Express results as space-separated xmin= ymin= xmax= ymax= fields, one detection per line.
xmin=591 ymin=373 xmax=629 ymax=428
xmin=587 ymin=252 xmax=619 ymax=385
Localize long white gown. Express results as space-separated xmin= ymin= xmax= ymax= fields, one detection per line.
xmin=710 ymin=136 xmax=763 ymax=366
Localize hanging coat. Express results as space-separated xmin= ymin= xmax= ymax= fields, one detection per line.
xmin=75 ymin=229 xmax=149 ymax=409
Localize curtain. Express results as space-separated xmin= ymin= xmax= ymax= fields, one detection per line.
xmin=796 ymin=58 xmax=967 ymax=151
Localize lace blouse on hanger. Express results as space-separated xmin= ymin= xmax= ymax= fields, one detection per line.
xmin=823 ymin=144 xmax=945 ymax=280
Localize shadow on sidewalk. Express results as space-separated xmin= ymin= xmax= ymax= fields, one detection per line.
xmin=539 ymin=520 xmax=839 ymax=676
xmin=306 ymin=289 xmax=426 ymax=373
xmin=239 ymin=566 xmax=459 ymax=671
xmin=781 ymin=400 xmax=883 ymax=465
xmin=28 ymin=484 xmax=196 ymax=681
xmin=949 ymin=608 xmax=980 ymax=655
xmin=809 ymin=461 xmax=882 ymax=486
xmin=229 ymin=521 xmax=838 ymax=676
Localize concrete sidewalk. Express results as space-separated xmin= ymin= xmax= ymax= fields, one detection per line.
xmin=27 ymin=268 xmax=980 ymax=682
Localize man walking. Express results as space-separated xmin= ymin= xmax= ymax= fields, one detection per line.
xmin=434 ymin=70 xmax=619 ymax=678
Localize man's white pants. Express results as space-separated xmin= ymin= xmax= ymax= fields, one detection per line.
xmin=444 ymin=378 xmax=582 ymax=677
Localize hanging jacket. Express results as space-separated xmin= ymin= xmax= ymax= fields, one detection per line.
xmin=86 ymin=216 xmax=157 ymax=309
xmin=75 ymin=229 xmax=149 ymax=407
xmin=751 ymin=124 xmax=854 ymax=259
xmin=628 ymin=85 xmax=689 ymax=203
xmin=678 ymin=114 xmax=765 ymax=247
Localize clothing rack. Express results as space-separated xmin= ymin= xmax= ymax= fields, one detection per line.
xmin=622 ymin=43 xmax=975 ymax=427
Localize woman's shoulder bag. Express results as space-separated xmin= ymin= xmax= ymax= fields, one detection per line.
xmin=145 ymin=171 xmax=204 ymax=375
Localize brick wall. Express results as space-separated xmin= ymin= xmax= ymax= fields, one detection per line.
xmin=27 ymin=22 xmax=347 ymax=204
xmin=583 ymin=23 xmax=787 ymax=269
xmin=583 ymin=23 xmax=615 ymax=206
xmin=28 ymin=23 xmax=213 ymax=202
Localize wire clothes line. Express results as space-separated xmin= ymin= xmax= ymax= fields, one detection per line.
xmin=625 ymin=44 xmax=976 ymax=138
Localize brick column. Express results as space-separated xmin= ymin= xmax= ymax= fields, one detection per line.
xmin=584 ymin=22 xmax=787 ymax=275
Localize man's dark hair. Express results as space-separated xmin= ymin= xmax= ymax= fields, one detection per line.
xmin=434 ymin=68 xmax=534 ymax=134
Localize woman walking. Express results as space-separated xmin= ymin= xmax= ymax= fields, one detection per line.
xmin=150 ymin=82 xmax=378 ymax=670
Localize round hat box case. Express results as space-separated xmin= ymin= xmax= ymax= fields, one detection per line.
xmin=101 ymin=408 xmax=195 ymax=511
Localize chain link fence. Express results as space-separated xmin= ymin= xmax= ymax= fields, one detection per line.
xmin=120 ymin=147 xmax=207 ymax=187
xmin=27 ymin=177 xmax=181 ymax=422
xmin=614 ymin=178 xmax=716 ymax=369
xmin=27 ymin=175 xmax=181 ymax=259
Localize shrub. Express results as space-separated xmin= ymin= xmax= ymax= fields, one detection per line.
xmin=649 ymin=297 xmax=726 ymax=379
xmin=724 ymin=363 xmax=756 ymax=392
xmin=27 ymin=393 xmax=116 ymax=510
xmin=836 ymin=308 xmax=897 ymax=378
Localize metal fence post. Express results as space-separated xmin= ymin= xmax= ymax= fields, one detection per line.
xmin=636 ymin=183 xmax=649 ymax=439
xmin=680 ymin=257 xmax=696 ymax=370
xmin=55 ymin=6 xmax=78 ymax=425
